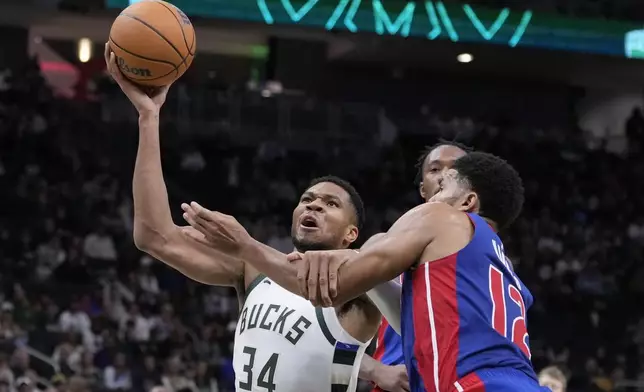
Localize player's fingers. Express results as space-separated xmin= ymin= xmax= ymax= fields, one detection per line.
xmin=180 ymin=227 xmax=211 ymax=247
xmin=182 ymin=211 xmax=210 ymax=238
xmin=107 ymin=51 xmax=117 ymax=76
xmin=296 ymin=257 xmax=310 ymax=299
xmin=104 ymin=42 xmax=110 ymax=65
xmin=328 ymin=259 xmax=340 ymax=299
xmin=286 ymin=252 xmax=303 ymax=262
xmin=107 ymin=52 xmax=128 ymax=87
xmin=190 ymin=201 xmax=215 ymax=222
xmin=307 ymin=256 xmax=320 ymax=305
xmin=318 ymin=256 xmax=331 ymax=307
xmin=158 ymin=81 xmax=174 ymax=96
xmin=397 ymin=366 xmax=410 ymax=392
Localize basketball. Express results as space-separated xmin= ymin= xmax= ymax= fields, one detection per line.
xmin=108 ymin=0 xmax=196 ymax=87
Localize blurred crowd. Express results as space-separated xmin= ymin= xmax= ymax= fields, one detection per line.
xmin=1 ymin=33 xmax=644 ymax=392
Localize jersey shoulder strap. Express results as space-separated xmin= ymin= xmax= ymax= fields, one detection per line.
xmin=318 ymin=307 xmax=371 ymax=392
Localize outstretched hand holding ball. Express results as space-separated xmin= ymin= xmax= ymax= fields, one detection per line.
xmin=108 ymin=0 xmax=195 ymax=87
xmin=104 ymin=43 xmax=170 ymax=115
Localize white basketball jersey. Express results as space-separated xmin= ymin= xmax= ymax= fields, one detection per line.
xmin=233 ymin=275 xmax=369 ymax=392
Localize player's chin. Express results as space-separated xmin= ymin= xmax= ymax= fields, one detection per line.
xmin=294 ymin=230 xmax=322 ymax=244
xmin=292 ymin=234 xmax=330 ymax=252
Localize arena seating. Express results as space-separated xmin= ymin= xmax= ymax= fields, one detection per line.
xmin=0 ymin=47 xmax=643 ymax=392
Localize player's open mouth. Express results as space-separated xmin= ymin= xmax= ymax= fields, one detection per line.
xmin=300 ymin=216 xmax=319 ymax=230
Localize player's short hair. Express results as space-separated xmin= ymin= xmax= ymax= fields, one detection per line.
xmin=539 ymin=366 xmax=567 ymax=388
xmin=306 ymin=175 xmax=365 ymax=231
xmin=452 ymin=151 xmax=524 ymax=230
xmin=415 ymin=139 xmax=473 ymax=184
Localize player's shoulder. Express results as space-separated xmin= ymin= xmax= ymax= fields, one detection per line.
xmin=411 ymin=202 xmax=471 ymax=226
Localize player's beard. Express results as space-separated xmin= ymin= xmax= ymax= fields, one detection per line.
xmin=291 ymin=236 xmax=335 ymax=253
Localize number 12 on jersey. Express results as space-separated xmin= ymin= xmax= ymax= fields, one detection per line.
xmin=488 ymin=265 xmax=531 ymax=359
xmin=239 ymin=346 xmax=279 ymax=392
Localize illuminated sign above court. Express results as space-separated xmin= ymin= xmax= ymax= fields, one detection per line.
xmin=108 ymin=0 xmax=644 ymax=59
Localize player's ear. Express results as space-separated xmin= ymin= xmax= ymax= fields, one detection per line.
xmin=344 ymin=225 xmax=359 ymax=246
xmin=419 ymin=181 xmax=426 ymax=199
xmin=460 ymin=192 xmax=479 ymax=213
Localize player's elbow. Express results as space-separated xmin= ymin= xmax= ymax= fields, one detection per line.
xmin=132 ymin=222 xmax=173 ymax=253
xmin=133 ymin=225 xmax=156 ymax=251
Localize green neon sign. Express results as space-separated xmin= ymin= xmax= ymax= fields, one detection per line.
xmin=109 ymin=0 xmax=644 ymax=59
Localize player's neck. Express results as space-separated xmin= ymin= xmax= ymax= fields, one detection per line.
xmin=292 ymin=244 xmax=347 ymax=253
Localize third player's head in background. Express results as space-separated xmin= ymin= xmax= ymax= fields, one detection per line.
xmin=291 ymin=176 xmax=364 ymax=252
xmin=417 ymin=141 xmax=471 ymax=202
xmin=429 ymin=151 xmax=524 ymax=230
xmin=538 ymin=366 xmax=567 ymax=392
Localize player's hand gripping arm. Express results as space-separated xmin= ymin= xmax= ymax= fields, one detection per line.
xmin=360 ymin=356 xmax=409 ymax=392
xmin=104 ymin=44 xmax=243 ymax=286
xmin=302 ymin=202 xmax=450 ymax=307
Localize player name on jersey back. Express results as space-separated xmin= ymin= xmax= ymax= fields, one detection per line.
xmin=234 ymin=275 xmax=368 ymax=392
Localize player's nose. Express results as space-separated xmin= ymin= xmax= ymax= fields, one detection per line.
xmin=305 ymin=199 xmax=324 ymax=212
xmin=437 ymin=175 xmax=444 ymax=188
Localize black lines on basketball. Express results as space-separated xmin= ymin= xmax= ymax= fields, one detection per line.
xmin=108 ymin=1 xmax=195 ymax=86
xmin=120 ymin=12 xmax=184 ymax=61
xmin=157 ymin=1 xmax=195 ymax=57
xmin=109 ymin=36 xmax=179 ymax=81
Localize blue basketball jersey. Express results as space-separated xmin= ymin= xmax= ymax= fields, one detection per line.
xmin=400 ymin=212 xmax=540 ymax=392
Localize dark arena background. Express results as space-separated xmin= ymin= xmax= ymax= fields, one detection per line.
xmin=0 ymin=0 xmax=643 ymax=391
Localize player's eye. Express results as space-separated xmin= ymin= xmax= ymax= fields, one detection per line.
xmin=429 ymin=167 xmax=440 ymax=173
xmin=327 ymin=201 xmax=339 ymax=208
xmin=301 ymin=197 xmax=312 ymax=203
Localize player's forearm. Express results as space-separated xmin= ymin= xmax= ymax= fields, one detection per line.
xmin=331 ymin=251 xmax=393 ymax=306
xmin=358 ymin=354 xmax=380 ymax=382
xmin=367 ymin=281 xmax=402 ymax=334
xmin=333 ymin=236 xmax=407 ymax=306
xmin=132 ymin=112 xmax=176 ymax=249
xmin=238 ymin=239 xmax=302 ymax=294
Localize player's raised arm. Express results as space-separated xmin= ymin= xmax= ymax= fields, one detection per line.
xmin=104 ymin=44 xmax=244 ymax=287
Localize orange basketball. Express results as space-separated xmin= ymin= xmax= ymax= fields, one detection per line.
xmin=108 ymin=0 xmax=196 ymax=87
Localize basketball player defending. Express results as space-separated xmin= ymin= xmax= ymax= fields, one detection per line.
xmin=182 ymin=152 xmax=549 ymax=391
xmin=104 ymin=45 xmax=406 ymax=392
xmin=369 ymin=142 xmax=467 ymax=392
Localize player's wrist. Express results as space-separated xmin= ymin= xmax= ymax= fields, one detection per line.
xmin=369 ymin=361 xmax=386 ymax=384
xmin=138 ymin=109 xmax=160 ymax=121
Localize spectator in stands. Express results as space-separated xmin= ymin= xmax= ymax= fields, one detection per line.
xmin=133 ymin=355 xmax=161 ymax=392
xmin=0 ymin=355 xmax=14 ymax=389
xmin=58 ymin=300 xmax=92 ymax=348
xmin=539 ymin=366 xmax=567 ymax=392
xmin=10 ymin=349 xmax=32 ymax=380
xmin=103 ymin=352 xmax=132 ymax=391
xmin=77 ymin=351 xmax=100 ymax=389
xmin=82 ymin=225 xmax=117 ymax=262
xmin=51 ymin=339 xmax=81 ymax=377
xmin=118 ymin=303 xmax=154 ymax=343
xmin=15 ymin=376 xmax=38 ymax=392
xmin=161 ymin=357 xmax=197 ymax=392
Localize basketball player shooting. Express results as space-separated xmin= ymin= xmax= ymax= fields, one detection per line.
xmin=182 ymin=152 xmax=550 ymax=391
xmin=104 ymin=44 xmax=408 ymax=392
